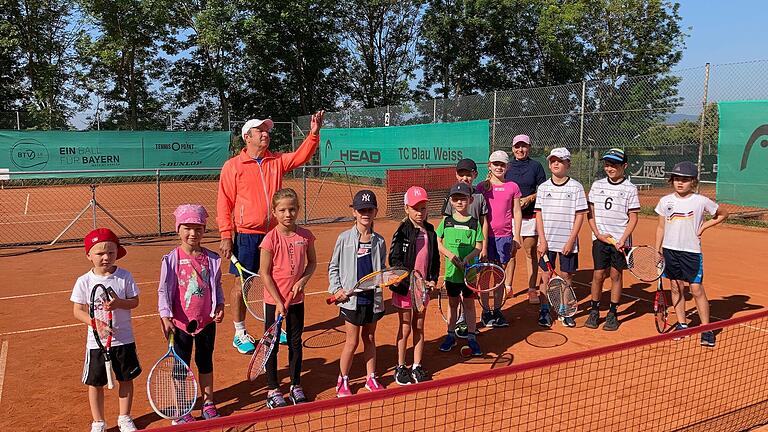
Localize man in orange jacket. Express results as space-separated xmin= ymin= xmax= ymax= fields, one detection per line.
xmin=218 ymin=110 xmax=325 ymax=354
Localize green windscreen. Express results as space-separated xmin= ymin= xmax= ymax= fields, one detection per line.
xmin=319 ymin=120 xmax=490 ymax=178
xmin=717 ymin=100 xmax=768 ymax=208
xmin=1 ymin=131 xmax=230 ymax=178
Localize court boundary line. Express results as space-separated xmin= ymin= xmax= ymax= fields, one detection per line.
xmin=0 ymin=290 xmax=331 ymax=336
xmin=0 ymin=340 xmax=8 ymax=408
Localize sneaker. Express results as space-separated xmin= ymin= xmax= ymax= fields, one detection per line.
xmin=289 ymin=385 xmax=308 ymax=404
xmin=481 ymin=310 xmax=495 ymax=327
xmin=538 ymin=308 xmax=553 ymax=327
xmin=603 ymin=312 xmax=619 ymax=331
xmin=439 ymin=333 xmax=457 ymax=352
xmin=266 ymin=391 xmax=288 ymax=409
xmin=467 ymin=336 xmax=482 ymax=356
xmin=672 ymin=323 xmax=689 ymax=341
xmin=455 ymin=323 xmax=469 ymax=339
xmin=335 ymin=375 xmax=352 ymax=398
xmin=394 ymin=365 xmax=411 ymax=385
xmin=492 ymin=309 xmax=509 ymax=328
xmin=560 ymin=316 xmax=576 ymax=328
xmin=411 ymin=365 xmax=429 ymax=383
xmin=585 ymin=309 xmax=600 ymax=329
xmin=91 ymin=421 xmax=107 ymax=432
xmin=172 ymin=414 xmax=196 ymax=425
xmin=117 ymin=415 xmax=137 ymax=432
xmin=279 ymin=331 xmax=288 ymax=345
xmin=201 ymin=402 xmax=220 ymax=420
xmin=233 ymin=333 xmax=256 ymax=354
xmin=528 ymin=289 xmax=540 ymax=304
xmin=365 ymin=374 xmax=384 ymax=392
xmin=700 ymin=331 xmax=716 ymax=347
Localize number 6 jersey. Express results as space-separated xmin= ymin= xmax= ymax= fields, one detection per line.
xmin=588 ymin=177 xmax=641 ymax=242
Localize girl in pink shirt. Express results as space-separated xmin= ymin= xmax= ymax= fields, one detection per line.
xmin=259 ymin=188 xmax=317 ymax=409
xmin=476 ymin=150 xmax=523 ymax=327
xmin=158 ymin=204 xmax=225 ymax=424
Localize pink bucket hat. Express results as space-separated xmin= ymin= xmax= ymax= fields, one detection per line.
xmin=173 ymin=204 xmax=208 ymax=231
xmin=404 ymin=186 xmax=429 ymax=206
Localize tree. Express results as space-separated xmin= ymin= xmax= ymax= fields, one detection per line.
xmin=8 ymin=0 xmax=82 ymax=129
xmin=76 ymin=0 xmax=173 ymax=130
xmin=342 ymin=0 xmax=421 ymax=108
xmin=0 ymin=1 xmax=24 ymax=128
xmin=166 ymin=0 xmax=247 ymax=130
xmin=418 ymin=0 xmax=486 ymax=99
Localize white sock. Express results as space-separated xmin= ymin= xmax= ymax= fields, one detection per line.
xmin=412 ymin=363 xmax=421 ymax=369
xmin=234 ymin=321 xmax=246 ymax=334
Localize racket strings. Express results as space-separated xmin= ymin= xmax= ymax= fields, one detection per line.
xmin=358 ymin=268 xmax=408 ymax=290
xmin=92 ymin=303 xmax=111 ymax=340
xmin=546 ymin=278 xmax=577 ymax=316
xmin=242 ymin=275 xmax=265 ymax=320
xmin=410 ymin=273 xmax=427 ymax=312
xmin=149 ymin=357 xmax=196 ymax=418
xmin=627 ymin=247 xmax=665 ymax=281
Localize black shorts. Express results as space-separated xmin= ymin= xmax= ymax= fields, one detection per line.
xmin=592 ymin=239 xmax=628 ymax=271
xmin=173 ymin=322 xmax=216 ymax=374
xmin=82 ymin=342 xmax=142 ymax=387
xmin=339 ymin=304 xmax=384 ymax=326
xmin=538 ymin=251 xmax=579 ymax=274
xmin=445 ymin=281 xmax=474 ymax=299
xmin=662 ymin=248 xmax=704 ymax=284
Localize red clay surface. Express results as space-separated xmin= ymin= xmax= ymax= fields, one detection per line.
xmin=0 ymin=215 xmax=766 ymax=431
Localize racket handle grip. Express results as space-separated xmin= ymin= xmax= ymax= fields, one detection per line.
xmin=326 ymin=295 xmax=336 ymax=305
xmin=105 ymin=360 xmax=115 ymax=389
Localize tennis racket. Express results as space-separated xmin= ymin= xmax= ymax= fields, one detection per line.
xmin=230 ymin=255 xmax=265 ymax=321
xmin=465 ymin=262 xmax=507 ymax=312
xmin=247 ymin=291 xmax=295 ymax=381
xmin=606 ymin=237 xmax=665 ymax=282
xmin=409 ymin=270 xmax=428 ymax=313
xmin=653 ymin=278 xmax=670 ymax=333
xmin=147 ymin=333 xmax=198 ymax=420
xmin=542 ymin=254 xmax=578 ymax=318
xmin=89 ymin=283 xmax=114 ymax=390
xmin=326 ymin=267 xmax=409 ymax=305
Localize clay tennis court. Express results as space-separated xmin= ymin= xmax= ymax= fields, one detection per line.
xmin=1 ymin=199 xmax=768 ymax=431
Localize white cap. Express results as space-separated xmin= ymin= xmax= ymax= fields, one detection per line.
xmin=547 ymin=147 xmax=571 ymax=161
xmin=241 ymin=118 xmax=275 ymax=139
xmin=489 ymin=150 xmax=510 ymax=164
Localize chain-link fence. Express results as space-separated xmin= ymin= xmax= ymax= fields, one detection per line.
xmin=0 ymin=163 xmax=455 ymax=247
xmin=296 ymin=60 xmax=768 ymax=223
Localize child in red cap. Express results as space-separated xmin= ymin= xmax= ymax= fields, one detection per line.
xmin=70 ymin=228 xmax=141 ymax=432
xmin=157 ymin=204 xmax=225 ymax=424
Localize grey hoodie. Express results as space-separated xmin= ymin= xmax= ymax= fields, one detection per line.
xmin=328 ymin=225 xmax=387 ymax=314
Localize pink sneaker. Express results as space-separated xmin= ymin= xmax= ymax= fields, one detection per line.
xmin=336 ymin=375 xmax=352 ymax=398
xmin=364 ymin=374 xmax=384 ymax=392
xmin=528 ymin=289 xmax=540 ymax=304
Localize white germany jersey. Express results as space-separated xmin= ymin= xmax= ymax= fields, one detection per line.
xmin=588 ymin=177 xmax=641 ymax=241
xmin=535 ymin=177 xmax=588 ymax=253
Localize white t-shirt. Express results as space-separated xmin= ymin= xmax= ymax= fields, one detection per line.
xmin=655 ymin=193 xmax=718 ymax=253
xmin=70 ymin=268 xmax=139 ymax=349
xmin=588 ymin=177 xmax=641 ymax=241
xmin=535 ymin=177 xmax=588 ymax=253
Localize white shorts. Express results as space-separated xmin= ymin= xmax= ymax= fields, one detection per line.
xmin=520 ymin=218 xmax=537 ymax=237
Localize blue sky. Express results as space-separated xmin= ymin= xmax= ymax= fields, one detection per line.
xmin=677 ymin=0 xmax=768 ymax=69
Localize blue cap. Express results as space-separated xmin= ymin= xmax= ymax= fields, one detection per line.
xmin=602 ymin=148 xmax=627 ymax=163
xmin=449 ymin=182 xmax=472 ymax=197
xmin=669 ymin=161 xmax=698 ymax=178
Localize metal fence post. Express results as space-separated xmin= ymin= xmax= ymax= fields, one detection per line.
xmin=579 ymin=81 xmax=587 ymax=180
xmin=433 ymin=99 xmax=436 ymax=123
xmin=492 ymin=91 xmax=497 ymax=151
xmin=16 ymin=110 xmax=20 ymax=130
xmin=697 ymin=63 xmax=711 ymax=175
xmin=156 ymin=169 xmax=162 ymax=235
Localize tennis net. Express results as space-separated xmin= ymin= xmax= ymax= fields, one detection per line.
xmin=151 ymin=308 xmax=768 ymax=432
